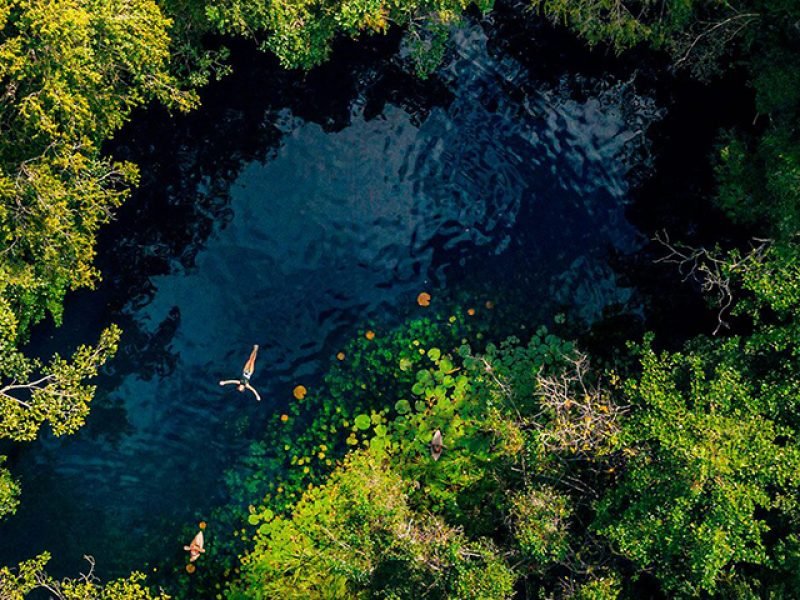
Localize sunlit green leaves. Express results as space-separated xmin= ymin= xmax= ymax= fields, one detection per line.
xmin=0 ymin=552 xmax=169 ymax=600
xmin=0 ymin=457 xmax=19 ymax=521
xmin=0 ymin=0 xmax=196 ymax=342
xmin=510 ymin=485 xmax=572 ymax=565
xmin=229 ymin=451 xmax=515 ymax=599
xmin=197 ymin=0 xmax=493 ymax=75
xmin=596 ymin=339 xmax=800 ymax=595
xmin=0 ymin=324 xmax=120 ymax=441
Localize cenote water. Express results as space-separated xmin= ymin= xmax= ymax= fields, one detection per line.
xmin=0 ymin=20 xmax=664 ymax=580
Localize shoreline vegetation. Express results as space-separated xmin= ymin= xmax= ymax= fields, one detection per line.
xmin=2 ymin=0 xmax=800 ymax=597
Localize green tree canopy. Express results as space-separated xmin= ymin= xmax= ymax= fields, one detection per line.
xmin=0 ymin=0 xmax=192 ymax=529
xmin=1 ymin=0 xmax=195 ymax=334
xmin=0 ymin=553 xmax=170 ymax=600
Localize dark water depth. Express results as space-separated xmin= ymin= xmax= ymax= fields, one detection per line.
xmin=0 ymin=20 xmax=664 ymax=578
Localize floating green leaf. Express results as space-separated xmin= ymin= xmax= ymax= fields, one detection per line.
xmin=354 ymin=414 xmax=371 ymax=430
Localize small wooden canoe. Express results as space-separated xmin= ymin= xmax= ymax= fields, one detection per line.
xmin=430 ymin=429 xmax=443 ymax=461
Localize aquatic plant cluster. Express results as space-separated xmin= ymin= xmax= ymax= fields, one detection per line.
xmin=2 ymin=0 xmax=800 ymax=598
xmin=220 ymin=307 xmax=800 ymax=598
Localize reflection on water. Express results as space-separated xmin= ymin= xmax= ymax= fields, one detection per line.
xmin=0 ymin=22 xmax=661 ymax=578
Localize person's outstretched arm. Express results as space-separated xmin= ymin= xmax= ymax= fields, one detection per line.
xmin=245 ymin=383 xmax=262 ymax=401
xmin=219 ymin=380 xmax=239 ymax=386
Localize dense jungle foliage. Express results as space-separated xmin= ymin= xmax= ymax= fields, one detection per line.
xmin=1 ymin=0 xmax=800 ymax=597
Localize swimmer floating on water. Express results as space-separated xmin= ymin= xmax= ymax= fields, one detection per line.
xmin=219 ymin=344 xmax=261 ymax=401
xmin=184 ymin=530 xmax=205 ymax=562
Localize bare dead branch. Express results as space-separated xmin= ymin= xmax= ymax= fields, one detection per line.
xmin=675 ymin=12 xmax=760 ymax=69
xmin=654 ymin=230 xmax=771 ymax=334
xmin=534 ymin=354 xmax=626 ymax=457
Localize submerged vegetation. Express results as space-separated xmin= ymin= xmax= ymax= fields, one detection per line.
xmin=1 ymin=0 xmax=800 ymax=598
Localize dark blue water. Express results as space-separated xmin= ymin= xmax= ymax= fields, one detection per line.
xmin=0 ymin=22 xmax=662 ymax=578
